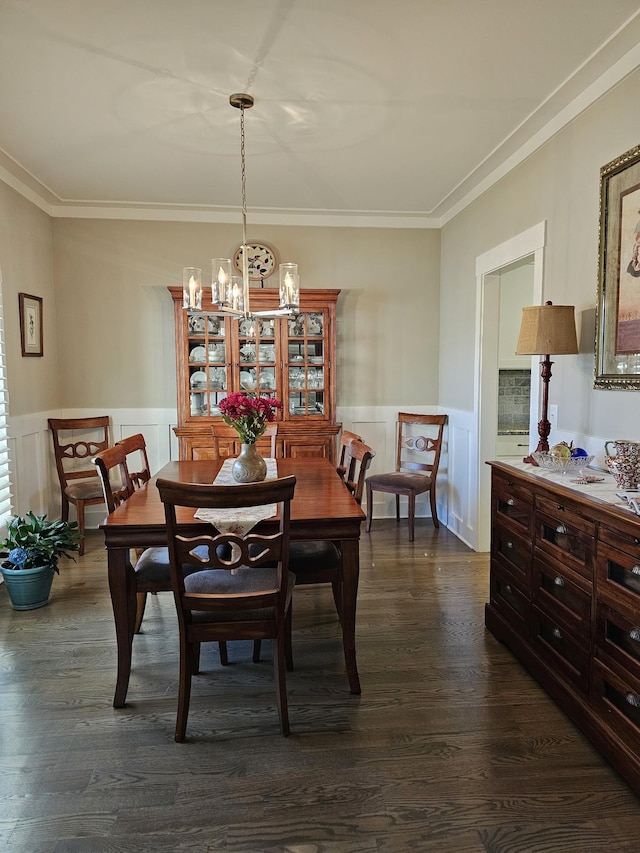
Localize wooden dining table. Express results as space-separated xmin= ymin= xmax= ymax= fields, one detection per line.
xmin=99 ymin=456 xmax=366 ymax=707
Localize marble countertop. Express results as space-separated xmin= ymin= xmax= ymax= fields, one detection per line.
xmin=494 ymin=457 xmax=639 ymax=517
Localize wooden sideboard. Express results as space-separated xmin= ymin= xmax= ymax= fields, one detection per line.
xmin=486 ymin=460 xmax=640 ymax=796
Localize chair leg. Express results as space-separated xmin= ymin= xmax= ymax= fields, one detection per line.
xmin=175 ymin=637 xmax=194 ymax=742
xmin=273 ymin=627 xmax=290 ymax=736
xmin=76 ymin=501 xmax=86 ymax=556
xmin=365 ymin=483 xmax=373 ymax=532
xmin=395 ymin=494 xmax=401 ymax=523
xmin=219 ymin=641 xmax=228 ymax=666
xmin=253 ymin=640 xmax=262 ymax=663
xmin=134 ymin=592 xmax=147 ymax=634
xmin=285 ymin=607 xmax=294 ymax=672
xmin=408 ymin=493 xmax=416 ymax=542
xmin=331 ymin=577 xmax=343 ymax=620
xmin=429 ymin=486 xmax=440 ymax=529
xmin=61 ymin=493 xmax=70 ymax=522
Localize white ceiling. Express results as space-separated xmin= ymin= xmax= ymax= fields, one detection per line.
xmin=1 ymin=0 xmax=640 ymax=226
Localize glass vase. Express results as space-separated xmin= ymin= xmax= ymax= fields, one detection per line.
xmin=232 ymin=443 xmax=267 ymax=483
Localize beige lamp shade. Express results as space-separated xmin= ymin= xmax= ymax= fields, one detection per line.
xmin=515 ymin=302 xmax=578 ymax=356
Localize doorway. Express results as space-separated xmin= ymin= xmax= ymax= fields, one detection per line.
xmin=473 ymin=222 xmax=545 ymax=551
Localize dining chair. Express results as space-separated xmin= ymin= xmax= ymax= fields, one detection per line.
xmin=93 ymin=440 xmax=233 ymax=663
xmin=211 ymin=422 xmax=278 ymax=459
xmin=336 ymin=429 xmax=362 ymax=480
xmin=48 ymin=416 xmax=111 ymax=555
xmin=93 ymin=441 xmax=174 ymax=635
xmin=286 ymin=439 xmax=374 ymax=648
xmin=115 ymin=432 xmax=151 ymax=489
xmin=365 ymin=413 xmax=448 ymax=542
xmin=157 ymin=474 xmax=297 ymax=741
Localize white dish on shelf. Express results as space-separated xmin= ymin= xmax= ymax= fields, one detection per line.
xmin=240 ymin=370 xmax=255 ymax=390
xmin=259 ymin=344 xmax=275 ymax=362
xmin=189 ymin=346 xmax=207 ymax=363
xmin=190 ymin=370 xmax=207 ymax=389
xmin=308 ymin=355 xmax=323 ymax=364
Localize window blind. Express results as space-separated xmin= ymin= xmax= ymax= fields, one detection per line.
xmin=0 ymin=280 xmax=12 ymax=529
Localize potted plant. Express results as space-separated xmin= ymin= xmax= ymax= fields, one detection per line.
xmin=0 ymin=511 xmax=82 ymax=610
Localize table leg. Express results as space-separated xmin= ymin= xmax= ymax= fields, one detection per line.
xmin=107 ymin=547 xmax=137 ymax=708
xmin=340 ymin=538 xmax=361 ymax=694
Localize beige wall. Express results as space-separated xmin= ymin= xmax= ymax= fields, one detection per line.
xmin=439 ymin=67 xmax=640 ymax=442
xmin=0 ymin=183 xmax=59 ymax=416
xmin=51 ymin=219 xmax=440 ymax=410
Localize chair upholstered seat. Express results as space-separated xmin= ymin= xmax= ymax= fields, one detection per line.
xmin=289 ymin=541 xmax=340 ymax=575
xmin=64 ymin=479 xmax=105 ymax=501
xmin=365 ymin=471 xmax=433 ymax=493
xmin=185 ymin=568 xmax=295 ymax=622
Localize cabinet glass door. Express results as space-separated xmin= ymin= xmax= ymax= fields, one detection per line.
xmin=286 ymin=311 xmax=327 ymax=417
xmin=237 ymin=316 xmax=279 ymax=400
xmin=187 ymin=313 xmax=228 ymax=417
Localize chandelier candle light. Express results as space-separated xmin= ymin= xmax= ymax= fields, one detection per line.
xmin=182 ymin=93 xmax=300 ymax=318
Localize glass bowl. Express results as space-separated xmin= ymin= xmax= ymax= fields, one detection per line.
xmin=532 ymin=451 xmax=594 ymax=474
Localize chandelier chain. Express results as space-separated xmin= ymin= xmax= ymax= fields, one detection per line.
xmin=240 ymin=104 xmax=248 ymax=246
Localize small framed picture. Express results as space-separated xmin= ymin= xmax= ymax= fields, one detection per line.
xmin=19 ymin=293 xmax=43 ymax=357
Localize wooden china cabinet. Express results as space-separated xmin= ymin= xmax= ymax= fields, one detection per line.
xmin=169 ymin=287 xmax=341 ymax=461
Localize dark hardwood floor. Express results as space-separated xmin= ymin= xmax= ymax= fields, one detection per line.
xmin=1 ymin=519 xmax=639 ymax=852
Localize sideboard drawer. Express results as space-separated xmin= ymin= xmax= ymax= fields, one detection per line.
xmin=599 ymin=521 xmax=640 ymax=557
xmin=596 ymin=602 xmax=640 ymax=683
xmin=596 ymin=541 xmax=640 ymax=619
xmin=531 ymin=606 xmax=590 ymax=695
xmin=492 ymin=523 xmax=532 ymax=589
xmin=535 ymin=505 xmax=594 ymax=581
xmin=532 ymin=554 xmax=592 ymax=643
xmin=489 ymin=566 xmax=530 ymax=634
xmin=592 ymin=658 xmax=640 ymax=755
xmin=492 ymin=471 xmax=533 ymax=536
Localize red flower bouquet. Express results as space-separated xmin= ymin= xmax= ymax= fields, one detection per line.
xmin=218 ymin=392 xmax=282 ymax=444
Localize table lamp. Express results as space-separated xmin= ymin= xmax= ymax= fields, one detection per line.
xmin=515 ymin=300 xmax=578 ymax=463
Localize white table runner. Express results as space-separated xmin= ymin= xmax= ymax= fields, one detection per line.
xmin=194 ymin=457 xmax=279 ymax=534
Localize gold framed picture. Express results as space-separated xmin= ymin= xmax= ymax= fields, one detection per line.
xmin=595 ymin=143 xmax=640 ymax=388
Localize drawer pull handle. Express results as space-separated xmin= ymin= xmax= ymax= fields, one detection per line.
xmin=635 ymin=538 xmax=640 ymax=546
xmin=625 ymin=692 xmax=640 ymax=708
xmin=505 ymin=584 xmax=512 ymax=594
xmin=629 ymin=628 xmax=640 ymax=642
xmin=556 ymin=504 xmax=564 ymax=511
xmin=505 ymin=541 xmax=514 ymax=550
xmin=554 ymin=576 xmax=565 ymax=587
xmin=556 ymin=524 xmax=567 ymax=535
xmin=552 ymin=627 xmax=563 ymax=640
xmin=507 ymin=498 xmax=515 ymax=506
xmin=632 ymin=565 xmax=640 ymax=576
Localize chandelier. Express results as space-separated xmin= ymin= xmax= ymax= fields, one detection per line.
xmin=182 ymin=93 xmax=299 ymax=319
